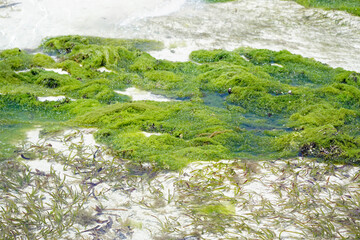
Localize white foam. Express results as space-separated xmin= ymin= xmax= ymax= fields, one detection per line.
xmin=115 ymin=87 xmax=175 ymax=102
xmin=148 ymin=47 xmax=193 ymax=62
xmin=271 ymin=63 xmax=284 ymax=68
xmin=37 ymin=96 xmax=69 ymax=102
xmin=240 ymin=55 xmax=250 ymax=62
xmin=15 ymin=68 xmax=69 ymax=75
xmin=97 ymin=67 xmax=113 ymax=73
xmin=43 ymin=68 xmax=69 ymax=75
xmin=142 ymin=132 xmax=162 ymax=137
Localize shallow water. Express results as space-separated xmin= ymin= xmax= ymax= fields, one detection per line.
xmin=15 ymin=128 xmax=360 ymax=239
xmin=2 ymin=1 xmax=360 ymax=238
xmin=125 ymin=0 xmax=360 ymax=71
xmin=1 ymin=0 xmax=360 ymax=71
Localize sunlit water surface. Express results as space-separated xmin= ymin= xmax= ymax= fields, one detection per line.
xmin=1 ymin=0 xmax=360 ymax=71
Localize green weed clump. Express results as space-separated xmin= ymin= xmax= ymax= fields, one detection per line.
xmin=1 ymin=35 xmax=360 ymax=167
xmin=41 ymin=35 xmax=163 ymax=55
xmin=291 ymin=0 xmax=360 ymax=17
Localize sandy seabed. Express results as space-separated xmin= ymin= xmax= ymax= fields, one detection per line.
xmin=7 ymin=126 xmax=357 ymax=239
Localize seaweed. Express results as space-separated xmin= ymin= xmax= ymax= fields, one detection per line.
xmin=1 ymin=35 xmax=360 ymax=166
xmin=291 ymin=0 xmax=360 ymax=17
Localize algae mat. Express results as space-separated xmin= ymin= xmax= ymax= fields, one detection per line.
xmin=1 ymin=35 xmax=360 ymax=167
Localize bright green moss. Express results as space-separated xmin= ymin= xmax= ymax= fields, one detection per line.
xmin=58 ymin=60 xmax=93 ymax=79
xmin=67 ymin=45 xmax=122 ymax=68
xmin=0 ymin=70 xmax=22 ymax=86
xmin=190 ymin=49 xmax=249 ymax=66
xmin=32 ymin=53 xmax=55 ymax=68
xmin=58 ymin=99 xmax=102 ymax=116
xmin=41 ymin=35 xmax=90 ymax=55
xmin=130 ymin=53 xmax=157 ymax=72
xmin=73 ymin=79 xmax=129 ymax=104
xmin=141 ymin=70 xmax=183 ymax=91
xmin=0 ymin=48 xmax=32 ymax=70
xmin=84 ymin=36 xmax=164 ymax=52
xmin=234 ymin=48 xmax=339 ymax=86
xmin=1 ymin=35 xmax=360 ymax=166
xmin=289 ymin=104 xmax=355 ymax=129
xmin=41 ymin=35 xmax=163 ymax=55
xmin=72 ymin=101 xmax=233 ymax=167
xmin=35 ymin=72 xmax=80 ymax=90
xmin=196 ymin=65 xmax=260 ymax=92
xmin=72 ymin=100 xmax=277 ymax=169
xmin=291 ymin=0 xmax=360 ymax=17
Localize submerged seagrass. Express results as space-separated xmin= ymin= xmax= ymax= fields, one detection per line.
xmin=1 ymin=35 xmax=360 ymax=169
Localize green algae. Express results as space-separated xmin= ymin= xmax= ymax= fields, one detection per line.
xmin=196 ymin=202 xmax=235 ymax=216
xmin=290 ymin=0 xmax=360 ymax=17
xmin=1 ymin=35 xmax=360 ymax=168
xmin=32 ymin=53 xmax=56 ymax=68
xmin=41 ymin=35 xmax=163 ymax=56
xmin=73 ymin=101 xmax=235 ymax=169
xmin=0 ymin=48 xmax=33 ymax=70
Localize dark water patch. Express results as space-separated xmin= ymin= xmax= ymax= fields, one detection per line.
xmin=241 ymin=113 xmax=291 ymax=132
xmin=202 ymin=91 xmax=228 ymax=109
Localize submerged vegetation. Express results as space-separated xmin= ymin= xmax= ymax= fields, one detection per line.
xmin=1 ymin=129 xmax=359 ymax=239
xmin=1 ymin=35 xmax=360 ymax=168
xmin=290 ymin=0 xmax=360 ymax=16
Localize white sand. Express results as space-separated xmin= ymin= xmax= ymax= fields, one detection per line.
xmin=37 ymin=96 xmax=69 ymax=102
xmin=97 ymin=67 xmax=113 ymax=73
xmin=43 ymin=68 xmax=69 ymax=75
xmin=142 ymin=132 xmax=162 ymax=137
xmin=115 ymin=87 xmax=176 ymax=102
xmin=16 ymin=68 xmax=69 ymax=74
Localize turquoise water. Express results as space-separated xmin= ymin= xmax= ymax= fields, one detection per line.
xmin=0 ymin=105 xmax=68 ymax=160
